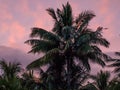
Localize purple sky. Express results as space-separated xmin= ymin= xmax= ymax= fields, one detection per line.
xmin=0 ymin=0 xmax=120 ymax=53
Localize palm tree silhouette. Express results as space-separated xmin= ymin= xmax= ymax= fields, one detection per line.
xmin=0 ymin=59 xmax=22 ymax=90
xmin=25 ymin=2 xmax=110 ymax=90
xmin=90 ymin=70 xmax=110 ymax=90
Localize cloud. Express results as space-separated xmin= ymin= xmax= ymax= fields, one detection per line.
xmin=0 ymin=1 xmax=13 ymax=20
xmin=0 ymin=20 xmax=26 ymax=50
xmin=0 ymin=0 xmax=120 ymax=53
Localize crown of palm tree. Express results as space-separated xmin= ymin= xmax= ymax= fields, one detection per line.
xmin=25 ymin=2 xmax=110 ymax=70
xmin=25 ymin=2 xmax=110 ymax=90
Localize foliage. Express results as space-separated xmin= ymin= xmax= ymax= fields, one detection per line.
xmin=109 ymin=52 xmax=120 ymax=77
xmin=89 ymin=70 xmax=120 ymax=90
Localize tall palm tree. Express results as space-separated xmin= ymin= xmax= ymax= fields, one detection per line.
xmin=25 ymin=2 xmax=110 ymax=90
xmin=109 ymin=52 xmax=120 ymax=77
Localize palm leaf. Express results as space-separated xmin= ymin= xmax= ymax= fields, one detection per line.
xmin=62 ymin=2 xmax=73 ymax=26
xmin=109 ymin=60 xmax=120 ymax=67
xmin=46 ymin=8 xmax=57 ymax=22
xmin=81 ymin=58 xmax=91 ymax=71
xmin=25 ymin=39 xmax=56 ymax=53
xmin=115 ymin=52 xmax=120 ymax=56
xmin=114 ymin=67 xmax=120 ymax=73
xmin=30 ymin=27 xmax=47 ymax=38
xmin=76 ymin=10 xmax=95 ymax=31
xmin=27 ymin=48 xmax=60 ymax=69
xmin=75 ymin=10 xmax=95 ymax=24
xmin=30 ymin=27 xmax=60 ymax=42
xmin=87 ymin=52 xmax=106 ymax=67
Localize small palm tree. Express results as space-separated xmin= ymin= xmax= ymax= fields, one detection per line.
xmin=0 ymin=60 xmax=23 ymax=90
xmin=25 ymin=2 xmax=110 ymax=90
xmin=90 ymin=70 xmax=110 ymax=90
xmin=21 ymin=70 xmax=40 ymax=90
xmin=0 ymin=59 xmax=21 ymax=79
xmin=108 ymin=77 xmax=120 ymax=90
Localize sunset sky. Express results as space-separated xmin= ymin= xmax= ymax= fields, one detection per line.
xmin=0 ymin=0 xmax=120 ymax=53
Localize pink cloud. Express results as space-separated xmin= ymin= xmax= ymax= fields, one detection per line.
xmin=0 ymin=20 xmax=26 ymax=50
xmin=0 ymin=2 xmax=13 ymax=20
xmin=0 ymin=0 xmax=120 ymax=53
xmin=7 ymin=22 xmax=26 ymax=48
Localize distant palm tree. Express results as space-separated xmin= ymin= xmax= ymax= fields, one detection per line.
xmin=90 ymin=70 xmax=110 ymax=90
xmin=21 ymin=70 xmax=41 ymax=90
xmin=0 ymin=60 xmax=23 ymax=90
xmin=109 ymin=52 xmax=120 ymax=77
xmin=107 ymin=77 xmax=120 ymax=90
xmin=0 ymin=59 xmax=21 ymax=79
xmin=25 ymin=2 xmax=110 ymax=90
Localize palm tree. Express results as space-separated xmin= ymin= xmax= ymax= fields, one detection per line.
xmin=21 ymin=70 xmax=42 ymax=90
xmin=0 ymin=59 xmax=21 ymax=79
xmin=90 ymin=70 xmax=110 ymax=90
xmin=25 ymin=2 xmax=110 ymax=90
xmin=0 ymin=60 xmax=23 ymax=90
xmin=107 ymin=77 xmax=120 ymax=90
xmin=89 ymin=70 xmax=120 ymax=90
xmin=109 ymin=52 xmax=120 ymax=77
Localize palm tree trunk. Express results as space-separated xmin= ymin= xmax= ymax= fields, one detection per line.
xmin=66 ymin=57 xmax=72 ymax=90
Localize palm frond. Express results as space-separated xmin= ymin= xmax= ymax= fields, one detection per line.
xmin=43 ymin=31 xmax=60 ymax=42
xmin=91 ymin=37 xmax=110 ymax=48
xmin=114 ymin=67 xmax=120 ymax=73
xmin=27 ymin=48 xmax=60 ymax=69
xmin=76 ymin=10 xmax=95 ymax=24
xmin=110 ymin=60 xmax=120 ymax=67
xmin=81 ymin=58 xmax=91 ymax=71
xmin=108 ymin=52 xmax=120 ymax=75
xmin=25 ymin=39 xmax=42 ymax=46
xmin=30 ymin=27 xmax=47 ymax=38
xmin=25 ymin=39 xmax=56 ymax=53
xmin=62 ymin=2 xmax=73 ymax=26
xmin=46 ymin=8 xmax=57 ymax=21
xmin=87 ymin=52 xmax=106 ymax=67
xmin=52 ymin=2 xmax=73 ymax=36
xmin=29 ymin=27 xmax=60 ymax=42
xmin=115 ymin=52 xmax=120 ymax=56
xmin=90 ymin=27 xmax=110 ymax=47
xmin=91 ymin=46 xmax=102 ymax=52
xmin=52 ymin=21 xmax=63 ymax=37
xmin=76 ymin=10 xmax=95 ymax=31
xmin=75 ymin=34 xmax=91 ymax=46
xmin=96 ymin=71 xmax=110 ymax=89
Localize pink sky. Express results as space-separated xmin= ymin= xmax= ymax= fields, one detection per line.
xmin=0 ymin=0 xmax=120 ymax=53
